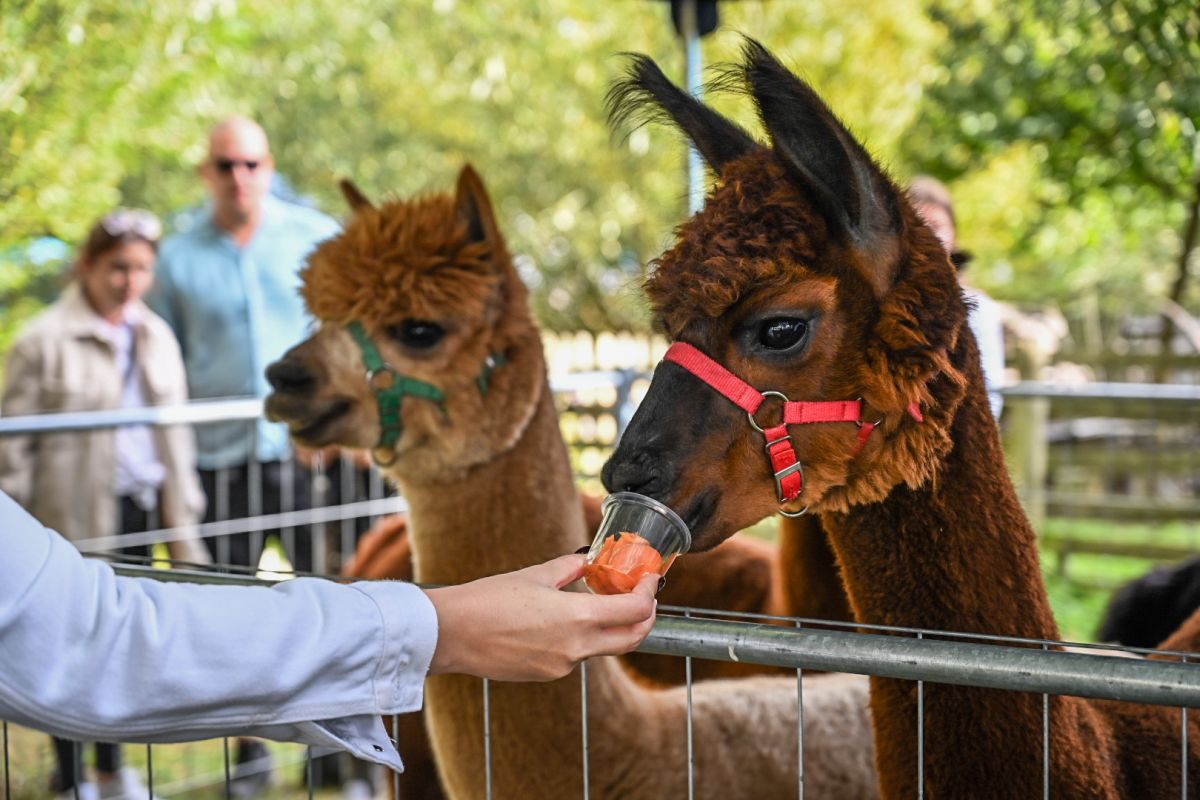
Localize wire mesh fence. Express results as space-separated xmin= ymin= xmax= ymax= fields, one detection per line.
xmin=2 ymin=372 xmax=1199 ymax=798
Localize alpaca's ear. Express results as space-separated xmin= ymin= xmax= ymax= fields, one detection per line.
xmin=742 ymin=40 xmax=902 ymax=296
xmin=607 ymin=53 xmax=759 ymax=173
xmin=339 ymin=179 xmax=375 ymax=212
xmin=454 ymin=164 xmax=501 ymax=253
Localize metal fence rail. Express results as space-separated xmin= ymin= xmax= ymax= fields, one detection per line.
xmin=93 ymin=565 xmax=1200 ymax=709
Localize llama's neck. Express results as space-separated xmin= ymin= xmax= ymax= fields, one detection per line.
xmin=827 ymin=382 xmax=1058 ymax=640
xmin=392 ymin=361 xmax=860 ymax=799
xmin=400 ymin=380 xmax=587 ymax=585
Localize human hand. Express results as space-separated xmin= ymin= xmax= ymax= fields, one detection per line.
xmin=424 ymin=554 xmax=658 ymax=682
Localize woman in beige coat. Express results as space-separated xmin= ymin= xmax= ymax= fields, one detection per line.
xmin=0 ymin=209 xmax=207 ymax=800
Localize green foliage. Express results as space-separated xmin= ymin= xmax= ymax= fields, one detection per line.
xmin=905 ymin=0 xmax=1200 ymax=331
xmin=1 ymin=0 xmax=938 ymax=351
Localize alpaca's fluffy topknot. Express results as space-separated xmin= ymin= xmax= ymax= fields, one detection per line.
xmin=300 ymin=194 xmax=502 ymax=332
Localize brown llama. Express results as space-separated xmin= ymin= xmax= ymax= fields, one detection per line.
xmin=264 ymin=167 xmax=877 ymax=799
xmin=600 ymin=40 xmax=1200 ymax=799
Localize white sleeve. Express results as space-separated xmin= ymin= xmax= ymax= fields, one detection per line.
xmin=967 ymin=291 xmax=1006 ymax=419
xmin=0 ymin=490 xmax=437 ymax=771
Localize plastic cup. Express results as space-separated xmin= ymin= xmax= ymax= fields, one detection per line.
xmin=582 ymin=492 xmax=692 ymax=595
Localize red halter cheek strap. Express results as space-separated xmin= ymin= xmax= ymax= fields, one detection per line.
xmin=662 ymin=341 xmax=922 ymax=509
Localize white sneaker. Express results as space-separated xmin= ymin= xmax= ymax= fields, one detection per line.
xmin=55 ymin=780 xmax=99 ymax=800
xmin=97 ymin=767 xmax=160 ymax=800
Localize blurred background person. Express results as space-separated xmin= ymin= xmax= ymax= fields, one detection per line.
xmin=144 ymin=116 xmax=340 ymax=795
xmin=908 ymin=175 xmax=1006 ymax=420
xmin=147 ymin=116 xmax=339 ymax=575
xmin=0 ymin=208 xmax=207 ymax=800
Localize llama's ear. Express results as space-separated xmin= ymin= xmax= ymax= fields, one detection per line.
xmin=607 ymin=53 xmax=759 ymax=173
xmin=742 ymin=40 xmax=902 ymax=294
xmin=339 ymin=179 xmax=375 ymax=212
xmin=454 ymin=164 xmax=501 ymax=253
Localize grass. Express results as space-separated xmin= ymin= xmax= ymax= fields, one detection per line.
xmin=0 ymin=731 xmax=336 ymax=800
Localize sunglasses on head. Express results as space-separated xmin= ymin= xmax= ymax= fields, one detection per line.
xmin=213 ymin=158 xmax=262 ymax=174
xmin=100 ymin=209 xmax=162 ymax=242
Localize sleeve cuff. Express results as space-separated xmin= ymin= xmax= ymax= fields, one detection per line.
xmin=350 ymin=580 xmax=439 ymax=714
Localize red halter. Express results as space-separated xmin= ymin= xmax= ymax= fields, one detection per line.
xmin=662 ymin=342 xmax=922 ymax=515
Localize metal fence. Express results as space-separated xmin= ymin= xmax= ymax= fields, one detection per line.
xmin=6 ymin=564 xmax=1199 ymax=800
xmin=2 ymin=377 xmax=1200 ymax=798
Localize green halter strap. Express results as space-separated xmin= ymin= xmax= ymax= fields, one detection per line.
xmin=347 ymin=321 xmax=446 ymax=466
xmin=346 ymin=321 xmax=508 ymax=466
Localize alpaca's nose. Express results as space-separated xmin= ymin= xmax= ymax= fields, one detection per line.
xmin=601 ymin=449 xmax=674 ymax=499
xmin=266 ymin=357 xmax=316 ymax=396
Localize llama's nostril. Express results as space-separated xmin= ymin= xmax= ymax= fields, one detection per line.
xmin=266 ymin=358 xmax=315 ymax=395
xmin=601 ymin=457 xmax=666 ymax=497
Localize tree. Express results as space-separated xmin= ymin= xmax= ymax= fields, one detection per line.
xmin=905 ymin=0 xmax=1200 ymax=346
xmin=1 ymin=0 xmax=940 ymax=356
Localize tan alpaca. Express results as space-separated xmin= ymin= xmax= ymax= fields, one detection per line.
xmin=265 ymin=167 xmax=877 ymax=799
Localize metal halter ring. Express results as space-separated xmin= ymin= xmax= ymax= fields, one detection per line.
xmin=367 ymin=366 xmax=398 ymax=391
xmin=779 ymin=503 xmax=810 ymax=518
xmin=746 ymin=391 xmax=790 ymax=434
xmin=853 ymin=397 xmax=884 ymax=429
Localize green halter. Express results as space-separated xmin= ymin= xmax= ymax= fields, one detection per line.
xmin=346 ymin=321 xmax=507 ymax=466
xmin=348 ymin=321 xmax=446 ymax=466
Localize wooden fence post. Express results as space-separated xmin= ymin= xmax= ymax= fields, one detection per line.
xmin=1004 ymin=340 xmax=1050 ymax=533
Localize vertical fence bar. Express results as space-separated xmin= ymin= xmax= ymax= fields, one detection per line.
xmin=248 ymin=426 xmax=263 ymax=569
xmin=679 ymin=0 xmax=705 ymax=216
xmin=312 ymin=453 xmax=328 ymax=575
xmin=393 ymin=715 xmax=401 ymax=800
xmin=369 ymin=466 xmax=385 ymax=527
xmin=2 ymin=720 xmax=8 ymax=800
xmin=1043 ymin=642 xmax=1050 ymax=800
xmin=281 ymin=454 xmax=296 ymax=570
xmin=223 ymin=738 xmax=232 ymax=799
xmin=146 ymin=744 xmax=153 ymax=799
xmin=795 ymin=620 xmax=805 ymax=800
xmin=483 ymin=678 xmax=494 ymax=800
xmin=216 ymin=469 xmax=230 ymax=567
xmin=916 ymin=631 xmax=924 ymax=800
xmin=581 ymin=660 xmax=590 ymax=800
xmin=685 ymin=609 xmax=695 ymax=800
xmin=306 ymin=746 xmax=314 ymax=800
xmin=1184 ymin=654 xmax=1189 ymax=799
xmin=340 ymin=453 xmax=355 ymax=569
xmin=72 ymin=741 xmax=81 ymax=800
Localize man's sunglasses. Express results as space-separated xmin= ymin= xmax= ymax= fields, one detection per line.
xmin=213 ymin=158 xmax=263 ymax=174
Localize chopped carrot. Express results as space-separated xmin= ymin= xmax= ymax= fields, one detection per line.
xmin=583 ymin=531 xmax=670 ymax=595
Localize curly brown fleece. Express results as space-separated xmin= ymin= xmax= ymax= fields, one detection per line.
xmin=605 ymin=40 xmax=1200 ymax=799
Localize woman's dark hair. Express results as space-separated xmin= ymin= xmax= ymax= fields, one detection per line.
xmin=78 ymin=208 xmax=162 ymax=264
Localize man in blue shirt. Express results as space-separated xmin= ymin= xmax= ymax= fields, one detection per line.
xmin=146 ymin=118 xmax=340 ymax=792
xmin=149 ymin=116 xmax=340 ymax=564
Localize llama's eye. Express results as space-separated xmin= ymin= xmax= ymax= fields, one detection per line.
xmin=388 ymin=320 xmax=445 ymax=349
xmin=758 ymin=318 xmax=808 ymax=350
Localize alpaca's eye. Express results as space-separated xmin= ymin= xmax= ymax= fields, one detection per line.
xmin=388 ymin=320 xmax=445 ymax=349
xmin=758 ymin=318 xmax=808 ymax=350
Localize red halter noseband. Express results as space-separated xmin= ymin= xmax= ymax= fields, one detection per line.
xmin=663 ymin=342 xmax=922 ymax=515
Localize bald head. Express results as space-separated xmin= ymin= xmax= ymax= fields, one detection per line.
xmin=208 ymin=116 xmax=270 ymax=156
xmin=201 ymin=116 xmax=275 ymax=234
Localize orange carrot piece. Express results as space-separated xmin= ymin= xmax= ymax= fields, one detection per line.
xmin=584 ymin=531 xmax=666 ymax=594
